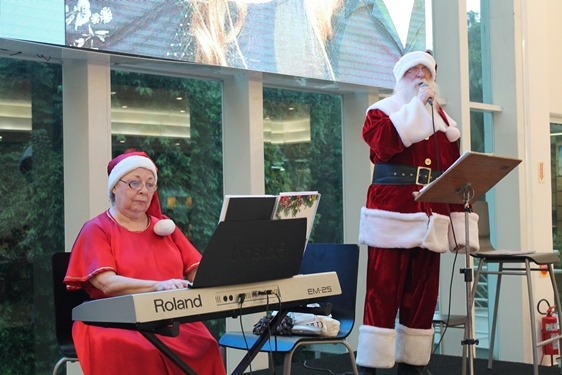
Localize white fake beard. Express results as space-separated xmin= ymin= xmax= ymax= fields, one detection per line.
xmin=394 ymin=78 xmax=440 ymax=105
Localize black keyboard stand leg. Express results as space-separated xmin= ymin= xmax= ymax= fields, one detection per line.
xmin=140 ymin=331 xmax=198 ymax=375
xmin=231 ymin=309 xmax=289 ymax=375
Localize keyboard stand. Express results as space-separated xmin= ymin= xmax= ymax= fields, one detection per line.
xmin=231 ymin=309 xmax=291 ymax=375
xmin=135 ymin=308 xmax=294 ymax=375
xmin=141 ymin=330 xmax=198 ymax=375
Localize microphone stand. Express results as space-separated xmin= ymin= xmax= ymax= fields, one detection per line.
xmin=457 ymin=183 xmax=478 ymax=375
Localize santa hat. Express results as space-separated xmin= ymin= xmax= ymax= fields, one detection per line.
xmin=393 ymin=50 xmax=437 ymax=83
xmin=107 ymin=151 xmax=175 ymax=236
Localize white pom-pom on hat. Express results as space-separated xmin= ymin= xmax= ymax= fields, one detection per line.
xmin=154 ymin=218 xmax=176 ymax=236
xmin=393 ymin=51 xmax=437 ymax=83
xmin=107 ymin=151 xmax=176 ymax=236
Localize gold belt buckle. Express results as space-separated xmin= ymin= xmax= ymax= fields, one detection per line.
xmin=415 ymin=166 xmax=432 ymax=185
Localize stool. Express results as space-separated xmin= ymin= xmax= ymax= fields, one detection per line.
xmin=471 ymin=251 xmax=562 ymax=375
xmin=433 ymin=313 xmax=467 ymax=375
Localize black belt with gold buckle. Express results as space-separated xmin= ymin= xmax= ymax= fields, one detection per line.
xmin=371 ymin=163 xmax=442 ymax=186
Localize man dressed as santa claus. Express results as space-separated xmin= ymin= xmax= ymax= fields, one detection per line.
xmin=356 ymin=51 xmax=479 ymax=374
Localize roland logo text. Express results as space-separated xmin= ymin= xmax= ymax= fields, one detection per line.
xmin=153 ymin=294 xmax=202 ymax=313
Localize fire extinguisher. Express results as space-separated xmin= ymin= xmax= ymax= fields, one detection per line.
xmin=538 ymin=299 xmax=560 ymax=364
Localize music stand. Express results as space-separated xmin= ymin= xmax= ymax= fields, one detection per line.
xmin=414 ymin=151 xmax=522 ymax=375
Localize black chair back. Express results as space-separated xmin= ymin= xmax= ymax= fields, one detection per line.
xmin=51 ymin=252 xmax=89 ymax=358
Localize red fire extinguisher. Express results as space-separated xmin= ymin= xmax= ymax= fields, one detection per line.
xmin=542 ymin=305 xmax=560 ymax=356
xmin=538 ymin=298 xmax=560 ymax=365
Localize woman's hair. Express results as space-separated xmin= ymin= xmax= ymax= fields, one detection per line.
xmin=189 ymin=0 xmax=248 ymax=67
xmin=305 ymin=0 xmax=343 ymax=44
xmin=187 ymin=0 xmax=344 ymax=69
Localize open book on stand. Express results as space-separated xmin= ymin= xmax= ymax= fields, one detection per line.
xmin=219 ymin=191 xmax=321 ymax=241
xmin=272 ymin=191 xmax=321 ymax=241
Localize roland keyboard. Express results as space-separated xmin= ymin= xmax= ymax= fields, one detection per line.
xmin=72 ymin=271 xmax=341 ymax=329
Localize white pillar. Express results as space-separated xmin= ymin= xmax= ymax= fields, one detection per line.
xmin=62 ymin=52 xmax=112 ymax=374
xmin=62 ymin=54 xmax=112 ymax=253
xmin=222 ymin=72 xmax=269 ymax=372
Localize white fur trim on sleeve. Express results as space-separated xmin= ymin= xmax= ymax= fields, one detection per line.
xmin=356 ymin=325 xmax=397 ymax=368
xmin=421 ymin=212 xmax=451 ymax=253
xmin=395 ymin=324 xmax=434 ymax=366
xmin=389 ymin=97 xmax=435 ymax=147
xmin=448 ymin=211 xmax=480 ymax=253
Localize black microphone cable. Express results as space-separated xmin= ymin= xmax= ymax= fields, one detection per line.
xmin=236 ymin=293 xmax=254 ymax=374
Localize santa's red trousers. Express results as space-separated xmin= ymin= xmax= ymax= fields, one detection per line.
xmin=355 ymin=246 xmax=440 ymax=369
xmin=364 ymin=246 xmax=440 ymax=329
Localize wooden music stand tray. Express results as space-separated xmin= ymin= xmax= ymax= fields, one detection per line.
xmin=414 ymin=151 xmax=521 ymax=375
xmin=414 ymin=151 xmax=522 ymax=205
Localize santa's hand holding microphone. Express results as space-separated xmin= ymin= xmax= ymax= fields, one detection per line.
xmin=418 ymin=81 xmax=435 ymax=106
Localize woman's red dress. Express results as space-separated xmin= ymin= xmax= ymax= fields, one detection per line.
xmin=64 ymin=211 xmax=226 ymax=375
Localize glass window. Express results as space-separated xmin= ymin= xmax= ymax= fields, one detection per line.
xmin=262 ymin=87 xmax=343 ymax=361
xmin=263 ymin=87 xmax=343 ymax=245
xmin=110 ymin=70 xmax=224 ymax=337
xmin=467 ymin=0 xmax=494 ymax=355
xmin=0 ymin=58 xmax=64 ymax=373
xmin=550 ymin=123 xmax=562 ymax=282
xmin=468 ymin=4 xmax=483 ymax=103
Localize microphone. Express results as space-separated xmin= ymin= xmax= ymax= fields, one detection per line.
xmin=419 ymin=81 xmax=433 ymax=106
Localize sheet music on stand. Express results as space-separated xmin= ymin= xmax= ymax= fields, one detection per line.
xmin=413 ymin=151 xmax=522 ymax=204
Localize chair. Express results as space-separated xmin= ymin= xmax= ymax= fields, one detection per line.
xmin=432 ymin=312 xmax=467 ymax=375
xmin=470 ymin=201 xmax=562 ymax=375
xmin=432 ymin=312 xmax=466 ymax=354
xmin=219 ymin=243 xmax=360 ymax=375
xmin=51 ymin=252 xmax=89 ymax=375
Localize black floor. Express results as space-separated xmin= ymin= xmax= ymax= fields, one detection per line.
xmin=248 ymin=353 xmax=562 ymax=375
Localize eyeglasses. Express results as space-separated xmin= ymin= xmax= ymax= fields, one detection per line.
xmin=406 ymin=65 xmax=432 ymax=76
xmin=119 ymin=179 xmax=157 ymax=192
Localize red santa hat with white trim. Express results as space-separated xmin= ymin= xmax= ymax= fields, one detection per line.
xmin=107 ymin=151 xmax=176 ymax=236
xmin=393 ymin=50 xmax=437 ymax=83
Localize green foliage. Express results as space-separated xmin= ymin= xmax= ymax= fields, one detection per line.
xmin=0 ymin=57 xmax=64 ymax=374
xmin=110 ymin=71 xmax=224 ymax=250
xmin=110 ymin=71 xmax=226 ymax=337
xmin=0 ymin=326 xmax=35 ymax=374
xmin=263 ymin=88 xmax=343 ymax=243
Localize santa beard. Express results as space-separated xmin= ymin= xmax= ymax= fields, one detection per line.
xmin=394 ymin=77 xmax=440 ymax=106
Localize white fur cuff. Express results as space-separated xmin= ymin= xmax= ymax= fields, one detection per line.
xmin=395 ymin=324 xmax=434 ymax=366
xmin=421 ymin=213 xmax=450 ymax=253
xmin=356 ymin=325 xmax=397 ymax=368
xmin=448 ymin=211 xmax=480 ymax=253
